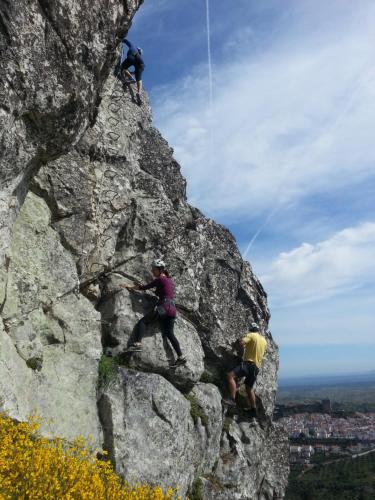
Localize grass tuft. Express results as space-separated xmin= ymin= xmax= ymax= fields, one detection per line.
xmin=185 ymin=394 xmax=209 ymax=428
xmin=187 ymin=476 xmax=203 ymax=500
xmin=223 ymin=417 xmax=232 ymax=434
xmin=98 ymin=355 xmax=119 ymax=388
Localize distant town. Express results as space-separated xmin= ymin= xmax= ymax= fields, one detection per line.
xmin=276 ymin=399 xmax=375 ymax=465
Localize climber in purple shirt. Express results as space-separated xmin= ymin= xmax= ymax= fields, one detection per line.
xmin=123 ymin=259 xmax=186 ymax=367
xmin=120 ymin=38 xmax=145 ymax=105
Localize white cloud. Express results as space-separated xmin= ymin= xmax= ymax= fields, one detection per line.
xmin=271 ymin=289 xmax=375 ymax=351
xmin=152 ymin=1 xmax=375 ymax=222
xmin=141 ymin=1 xmax=375 ymax=363
xmin=262 ymin=222 xmax=375 ymax=306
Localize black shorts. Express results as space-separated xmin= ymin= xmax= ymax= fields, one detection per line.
xmin=121 ymin=54 xmax=145 ymax=81
xmin=231 ymin=361 xmax=259 ymax=388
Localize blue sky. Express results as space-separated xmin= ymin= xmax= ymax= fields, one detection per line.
xmin=129 ymin=0 xmax=375 ymax=378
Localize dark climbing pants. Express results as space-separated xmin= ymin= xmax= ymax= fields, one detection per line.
xmin=134 ymin=309 xmax=182 ymax=357
xmin=231 ymin=361 xmax=259 ymax=389
xmin=121 ymin=54 xmax=145 ymax=81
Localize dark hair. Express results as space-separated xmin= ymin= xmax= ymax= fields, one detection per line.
xmin=153 ymin=264 xmax=171 ymax=277
xmin=155 ymin=266 xmax=170 ymax=277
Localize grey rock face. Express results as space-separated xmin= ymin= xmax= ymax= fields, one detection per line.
xmin=99 ymin=371 xmax=225 ymax=498
xmin=0 ymin=1 xmax=289 ymax=498
xmin=99 ymin=368 xmax=197 ymax=495
xmin=189 ymin=383 xmax=223 ymax=474
xmin=0 ymin=0 xmax=142 ymax=279
xmin=0 ymin=192 xmax=102 ymax=444
xmin=201 ymin=418 xmax=289 ymax=500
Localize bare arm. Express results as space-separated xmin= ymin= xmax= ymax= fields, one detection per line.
xmin=123 ymin=283 xmax=141 ymax=291
xmin=123 ymin=278 xmax=159 ymax=291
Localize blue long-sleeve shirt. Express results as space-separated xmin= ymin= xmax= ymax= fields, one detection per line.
xmin=121 ymin=38 xmax=139 ymax=64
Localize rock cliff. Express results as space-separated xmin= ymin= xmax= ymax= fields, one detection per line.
xmin=0 ymin=1 xmax=289 ymax=498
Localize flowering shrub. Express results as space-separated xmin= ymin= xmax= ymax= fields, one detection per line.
xmin=0 ymin=413 xmax=179 ymax=499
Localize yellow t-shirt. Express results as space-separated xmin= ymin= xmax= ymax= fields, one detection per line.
xmin=242 ymin=332 xmax=267 ymax=368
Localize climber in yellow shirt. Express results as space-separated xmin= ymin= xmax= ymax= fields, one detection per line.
xmin=224 ymin=323 xmax=267 ymax=418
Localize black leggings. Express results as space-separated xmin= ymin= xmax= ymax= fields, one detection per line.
xmin=133 ymin=309 xmax=182 ymax=357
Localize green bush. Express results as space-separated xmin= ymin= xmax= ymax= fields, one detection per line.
xmin=185 ymin=394 xmax=209 ymax=428
xmin=98 ymin=355 xmax=119 ymax=388
xmin=199 ymin=369 xmax=223 ymax=389
xmin=199 ymin=371 xmax=215 ymax=384
xmin=223 ymin=417 xmax=232 ymax=434
xmin=286 ymin=452 xmax=375 ymax=500
xmin=187 ymin=477 xmax=203 ymax=500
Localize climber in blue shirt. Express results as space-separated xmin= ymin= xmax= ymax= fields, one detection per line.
xmin=120 ymin=38 xmax=145 ymax=105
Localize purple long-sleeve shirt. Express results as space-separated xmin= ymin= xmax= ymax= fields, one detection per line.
xmin=139 ymin=275 xmax=176 ymax=317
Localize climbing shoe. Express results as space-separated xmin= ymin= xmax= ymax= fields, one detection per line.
xmin=244 ymin=407 xmax=257 ymax=419
xmin=223 ymin=398 xmax=236 ymax=407
xmin=125 ymin=343 xmax=142 ymax=353
xmin=176 ymin=356 xmax=187 ymax=365
xmin=168 ymin=356 xmax=187 ymax=369
xmin=136 ymin=92 xmax=143 ymax=105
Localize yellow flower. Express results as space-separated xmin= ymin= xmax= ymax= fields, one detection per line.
xmin=0 ymin=412 xmax=178 ymax=500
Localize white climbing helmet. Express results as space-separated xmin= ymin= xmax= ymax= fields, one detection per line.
xmin=250 ymin=322 xmax=260 ymax=332
xmin=152 ymin=259 xmax=166 ymax=269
